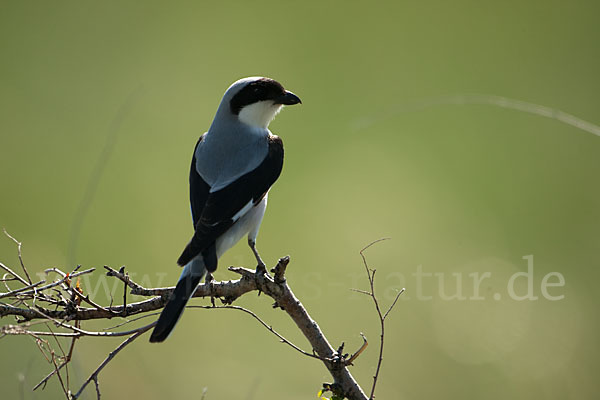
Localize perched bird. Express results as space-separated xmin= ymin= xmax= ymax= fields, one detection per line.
xmin=149 ymin=77 xmax=301 ymax=343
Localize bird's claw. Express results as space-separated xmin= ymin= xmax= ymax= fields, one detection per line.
xmin=205 ymin=273 xmax=216 ymax=307
xmin=256 ymin=262 xmax=267 ymax=275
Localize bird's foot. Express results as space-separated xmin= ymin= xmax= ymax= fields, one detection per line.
xmin=205 ymin=273 xmax=216 ymax=307
xmin=256 ymin=261 xmax=267 ymax=275
xmin=248 ymin=238 xmax=267 ymax=275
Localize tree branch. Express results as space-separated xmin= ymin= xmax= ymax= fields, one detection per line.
xmin=2 ymin=232 xmax=402 ymax=400
xmin=2 ymin=256 xmax=369 ymax=400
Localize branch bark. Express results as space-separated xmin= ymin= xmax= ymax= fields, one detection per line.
xmin=2 ymin=256 xmax=369 ymax=400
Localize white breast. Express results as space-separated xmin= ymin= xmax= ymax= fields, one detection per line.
xmin=215 ymin=195 xmax=268 ymax=258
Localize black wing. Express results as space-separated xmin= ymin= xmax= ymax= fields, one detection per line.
xmin=189 ymin=135 xmax=210 ymax=227
xmin=177 ymin=135 xmax=284 ymax=268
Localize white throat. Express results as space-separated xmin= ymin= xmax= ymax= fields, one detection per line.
xmin=238 ymin=101 xmax=283 ymax=129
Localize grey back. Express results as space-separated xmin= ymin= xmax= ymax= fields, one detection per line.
xmin=195 ymin=77 xmax=271 ymax=192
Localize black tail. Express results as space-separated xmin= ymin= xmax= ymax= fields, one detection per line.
xmin=178 ymin=240 xmax=218 ymax=272
xmin=149 ymin=273 xmax=202 ymax=343
xmin=177 ymin=238 xmax=201 ymax=267
xmin=178 ymin=233 xmax=216 ymax=267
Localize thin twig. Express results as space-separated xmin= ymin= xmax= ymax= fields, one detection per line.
xmin=346 ymin=333 xmax=369 ymax=366
xmin=103 ymin=265 xmax=147 ymax=294
xmin=50 ymin=350 xmax=69 ymax=399
xmin=33 ymin=360 xmax=67 ymax=391
xmin=0 ymin=280 xmax=45 ymax=299
xmin=120 ymin=267 xmax=128 ymax=316
xmin=188 ymin=304 xmax=332 ymax=362
xmin=46 ymin=324 xmax=71 ymax=393
xmin=2 ymin=321 xmax=157 ymax=338
xmin=64 ymin=284 xmax=115 ymax=316
xmin=32 ymin=320 xmax=82 ymax=391
xmin=349 ymin=288 xmax=372 ymax=296
xmin=3 ymin=229 xmax=33 ymax=284
xmin=19 ymin=268 xmax=95 ymax=296
xmin=359 ymin=238 xmax=404 ymax=400
xmin=383 ymin=288 xmax=405 ymax=321
xmin=71 ymin=325 xmax=151 ymax=399
xmin=0 ymin=262 xmax=30 ymax=286
xmin=93 ymin=376 xmax=101 ymax=399
xmin=102 ymin=311 xmax=161 ymax=331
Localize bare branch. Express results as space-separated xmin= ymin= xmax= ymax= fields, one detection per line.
xmin=33 ymin=359 xmax=67 ymax=391
xmin=71 ymin=325 xmax=151 ymax=399
xmin=93 ymin=376 xmax=101 ymax=400
xmin=383 ymin=288 xmax=405 ymax=321
xmin=18 ymin=268 xmax=95 ymax=296
xmin=349 ymin=288 xmax=372 ymax=296
xmin=102 ymin=311 xmax=161 ymax=331
xmin=104 ymin=265 xmax=143 ymax=293
xmin=0 ymin=280 xmax=45 ymax=299
xmin=3 ymin=257 xmax=369 ymax=399
xmin=188 ymin=304 xmax=331 ymax=362
xmin=2 ymin=321 xmax=156 ymax=338
xmin=346 ymin=333 xmax=369 ymax=366
xmin=50 ymin=349 xmax=69 ymax=399
xmin=3 ymin=239 xmax=391 ymax=400
xmin=33 ymin=324 xmax=79 ymax=392
xmin=3 ymin=229 xmax=33 ymax=284
xmin=0 ymin=261 xmax=30 ymax=287
xmin=359 ymin=238 xmax=404 ymax=400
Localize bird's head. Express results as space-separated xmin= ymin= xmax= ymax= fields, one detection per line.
xmin=224 ymin=77 xmax=301 ymax=129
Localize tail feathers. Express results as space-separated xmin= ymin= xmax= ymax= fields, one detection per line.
xmin=149 ymin=271 xmax=204 ymax=343
xmin=177 ymin=238 xmax=202 ymax=267
xmin=178 ymin=240 xmax=218 ymax=272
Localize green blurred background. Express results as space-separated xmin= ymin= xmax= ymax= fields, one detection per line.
xmin=1 ymin=1 xmax=599 ymax=399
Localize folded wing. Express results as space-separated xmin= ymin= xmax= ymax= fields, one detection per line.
xmin=177 ymin=135 xmax=284 ymax=268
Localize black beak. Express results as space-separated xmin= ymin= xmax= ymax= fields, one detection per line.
xmin=275 ymin=90 xmax=302 ymax=105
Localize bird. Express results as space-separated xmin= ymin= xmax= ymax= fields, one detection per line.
xmin=149 ymin=77 xmax=301 ymax=343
